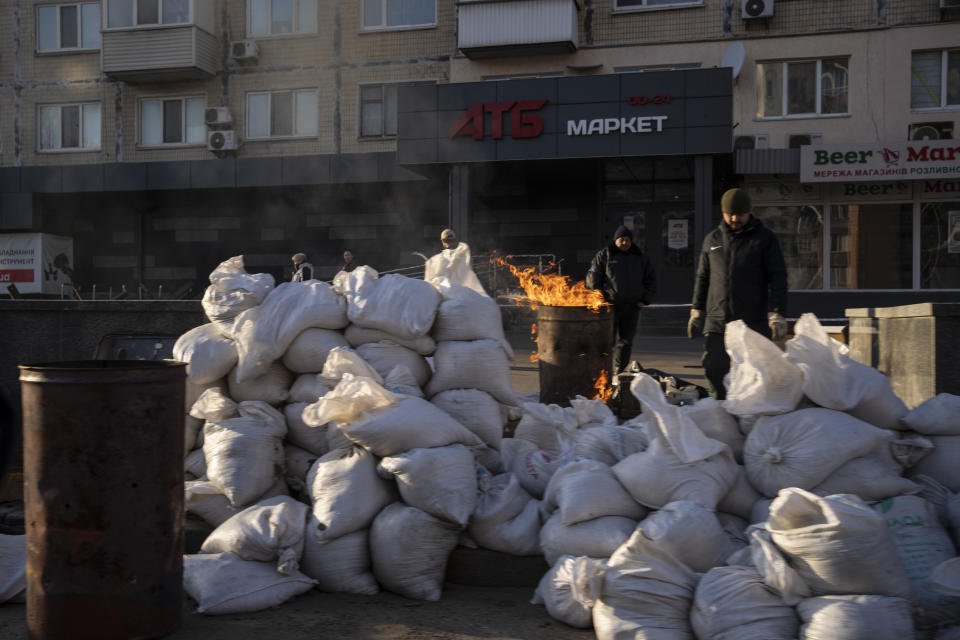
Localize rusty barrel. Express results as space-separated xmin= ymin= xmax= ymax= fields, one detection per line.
xmin=536 ymin=305 xmax=614 ymax=405
xmin=19 ymin=360 xmax=186 ymax=640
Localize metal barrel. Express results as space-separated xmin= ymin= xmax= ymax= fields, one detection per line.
xmin=19 ymin=360 xmax=186 ymax=640
xmin=536 ymin=305 xmax=614 ymax=406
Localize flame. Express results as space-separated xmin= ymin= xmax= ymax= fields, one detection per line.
xmin=529 ymin=322 xmax=539 ymax=362
xmin=593 ymin=369 xmax=613 ymax=403
xmin=492 ymin=256 xmax=607 ymax=312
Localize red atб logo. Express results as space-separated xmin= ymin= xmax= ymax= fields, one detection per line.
xmin=449 ymin=100 xmax=548 ymax=140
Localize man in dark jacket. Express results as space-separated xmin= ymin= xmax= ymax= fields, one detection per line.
xmin=586 ymin=225 xmax=657 ymax=375
xmin=687 ymin=188 xmax=788 ymax=399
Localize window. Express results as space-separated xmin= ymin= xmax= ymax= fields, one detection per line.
xmin=359 ymin=82 xmax=433 ymax=138
xmin=828 ymin=204 xmax=911 ymax=289
xmin=139 ymin=97 xmax=205 ymax=146
xmin=614 ymin=0 xmax=701 ymax=9
xmin=37 ymin=3 xmax=100 ymax=51
xmin=362 ymin=0 xmax=435 ymax=30
xmin=249 ymin=0 xmax=317 ymax=36
xmin=246 ymin=90 xmax=318 ymax=139
xmin=105 ymin=0 xmax=190 ymax=28
xmin=756 ymin=58 xmax=849 ymax=118
xmin=754 ymin=205 xmax=824 ymax=290
xmin=911 ymin=50 xmax=960 ymax=110
xmin=38 ymin=102 xmax=101 ymax=151
xmin=921 ymin=202 xmax=960 ymax=289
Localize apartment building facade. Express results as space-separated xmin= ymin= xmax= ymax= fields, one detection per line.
xmin=0 ymin=0 xmax=957 ymax=315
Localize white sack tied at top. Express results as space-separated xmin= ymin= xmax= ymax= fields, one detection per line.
xmin=201 ymin=256 xmax=275 ymax=335
xmin=299 ymin=523 xmax=379 ymax=596
xmin=423 ymin=241 xmax=487 ymax=297
xmin=283 ymin=402 xmax=330 ymax=457
xmin=355 ymin=342 xmax=432 ymax=388
xmin=541 ymin=458 xmax=647 ymax=527
xmin=572 ymin=420 xmax=650 ymax=467
xmin=185 ymin=477 xmax=288 ymax=530
xmin=227 ymin=361 xmax=293 ymax=405
xmin=378 ymin=444 xmax=478 ymax=527
xmin=786 ymin=313 xmax=907 ymax=429
xmin=333 ymin=266 xmax=440 ymax=341
xmin=540 ymin=511 xmax=637 ymax=568
xmin=468 ymin=468 xmax=543 ymax=556
xmin=173 ymin=323 xmax=239 ymax=384
xmin=513 ymin=402 xmax=580 ymax=453
xmin=282 ymin=328 xmax=351 ymax=374
xmin=690 ymin=565 xmax=800 ymax=640
xmin=810 ymin=438 xmax=919 ymax=502
xmin=723 ymin=320 xmax=804 ymax=416
xmin=231 ymin=281 xmax=348 ymax=383
xmin=635 ymin=501 xmax=733 ymax=573
xmin=531 ymin=555 xmax=606 ymax=630
xmin=431 ymin=277 xmax=512 ymax=357
xmin=183 ymin=552 xmax=315 ymax=615
xmin=901 ymin=393 xmax=960 ymax=436
xmin=425 ymin=338 xmax=519 ymax=407
xmin=795 ymin=595 xmax=916 ymax=640
xmin=302 ymin=374 xmax=483 ymax=458
xmin=430 ymin=389 xmax=505 ymax=451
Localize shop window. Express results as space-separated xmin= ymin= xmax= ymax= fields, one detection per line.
xmin=614 ymin=0 xmax=701 ymax=10
xmin=38 ymin=102 xmax=101 ymax=151
xmin=756 ymin=58 xmax=849 ymax=118
xmin=359 ymin=82 xmax=433 ymax=138
xmin=829 ymin=204 xmax=911 ymax=289
xmin=246 ymin=89 xmax=318 ymax=139
xmin=139 ymin=97 xmax=205 ymax=146
xmin=249 ymin=0 xmax=317 ymax=36
xmin=920 ymin=202 xmax=960 ymax=289
xmin=362 ymin=0 xmax=435 ymax=30
xmin=754 ymin=205 xmax=824 ymax=290
xmin=911 ymin=50 xmax=960 ymax=110
xmin=105 ymin=0 xmax=190 ymax=28
xmin=37 ymin=3 xmax=100 ymax=52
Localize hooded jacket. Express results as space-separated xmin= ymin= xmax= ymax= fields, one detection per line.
xmin=586 ymin=239 xmax=657 ymax=307
xmin=692 ymin=216 xmax=787 ymax=334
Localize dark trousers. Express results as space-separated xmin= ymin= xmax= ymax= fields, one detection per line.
xmin=613 ymin=303 xmax=640 ymax=374
xmin=702 ymin=331 xmax=730 ymax=400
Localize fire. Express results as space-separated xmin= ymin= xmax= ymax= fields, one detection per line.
xmin=529 ymin=323 xmax=539 ymax=363
xmin=492 ymin=256 xmax=607 ymax=312
xmin=592 ymin=369 xmax=613 ymax=403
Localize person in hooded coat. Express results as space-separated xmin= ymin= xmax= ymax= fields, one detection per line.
xmin=586 ymin=225 xmax=657 ymax=375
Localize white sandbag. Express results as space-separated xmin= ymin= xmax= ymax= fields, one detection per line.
xmin=184 ymin=447 xmax=207 ymax=478
xmin=189 ymin=386 xmax=238 ymax=422
xmin=532 ymin=555 xmax=605 ymax=629
xmin=303 ymin=374 xmax=482 ymax=458
xmin=766 ymin=488 xmax=913 ymax=599
xmin=320 ymin=346 xmax=382 ymax=385
xmin=379 ymin=445 xmax=478 ymax=527
xmin=431 ymin=278 xmax=513 ymax=357
xmin=750 ymin=498 xmax=774 ymax=524
xmin=283 ymin=443 xmax=318 ymax=498
xmin=681 ymin=397 xmax=745 ymax=463
xmin=425 ymin=339 xmax=518 ymax=406
xmin=717 ymin=465 xmax=764 ymax=520
xmin=908 ymin=434 xmax=960 ymax=492
xmin=174 ymin=323 xmax=239 ymax=384
xmin=796 ymin=594 xmax=915 ymax=640
xmin=369 ymin=502 xmax=461 ymax=601
xmin=572 ymin=422 xmax=649 ymax=466
xmin=786 ymin=313 xmax=908 ymax=429
xmin=722 ymin=320 xmax=804 ymax=416
xmin=344 ymin=324 xmax=436 ymax=355
xmin=593 ymin=528 xmax=699 ymax=640
xmin=185 ymin=415 xmax=204 ymax=455
xmin=201 ymin=495 xmax=309 ymax=574
xmin=636 ymin=501 xmax=730 ymax=572
xmin=336 ymin=267 xmax=440 ymax=340
xmin=185 ymin=478 xmax=288 ymax=529
xmin=203 ymin=401 xmax=287 ymax=508
xmin=468 ymin=469 xmax=542 ymax=556
xmin=716 ymin=512 xmax=750 ymax=555
xmin=201 ymin=256 xmax=275 ymax=335
xmin=901 ymin=393 xmax=960 ymax=436
xmin=227 ymin=361 xmax=293 ymax=405
xmin=690 ymin=565 xmax=799 ymax=640
xmin=570 ymin=395 xmax=618 ymax=427
xmin=513 ymin=402 xmax=579 ymax=453
xmin=299 ymin=522 xmax=378 ymax=595
xmin=430 ymin=389 xmax=505 ymax=450
xmin=540 ymin=511 xmax=636 ymax=567
xmin=287 ymin=374 xmax=331 ymax=404
xmin=500 ymin=437 xmax=567 ymax=499
xmin=423 ymin=241 xmax=486 ymax=296
xmin=0 ymin=534 xmax=26 ymax=603
xmin=382 ymin=364 xmax=424 ymax=397
xmin=306 ymin=445 xmax=397 ymax=543
xmin=231 ymin=280 xmax=349 ymax=383
xmin=281 ymin=328 xmax=350 ymax=374
xmin=186 ymin=378 xmax=226 ymax=414
xmin=355 ymin=342 xmax=431 ymax=388
xmin=542 ymin=458 xmax=647 ymax=526
xmin=923 ymin=557 xmax=960 ymax=598
xmin=743 ymin=408 xmax=895 ymax=497
xmin=738 ymin=525 xmax=812 ymax=606
xmin=183 ymin=552 xmax=315 ymax=615
xmin=951 ymin=493 xmax=960 ymax=549
xmin=283 ymin=402 xmax=330 ymax=457
xmin=811 ymin=444 xmax=918 ymax=502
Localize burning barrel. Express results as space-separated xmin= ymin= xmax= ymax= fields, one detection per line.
xmin=19 ymin=360 xmax=186 ymax=640
xmin=537 ymin=305 xmax=614 ymax=405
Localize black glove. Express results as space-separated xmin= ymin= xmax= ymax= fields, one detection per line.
xmin=687 ymin=309 xmax=704 ymax=339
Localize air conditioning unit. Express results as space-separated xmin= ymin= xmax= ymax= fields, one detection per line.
xmin=909 ymin=121 xmax=954 ymax=140
xmin=941 ymin=0 xmax=960 ymax=9
xmin=207 ymin=129 xmax=237 ymax=152
xmin=789 ymin=133 xmax=823 ymax=148
xmin=734 ymin=134 xmax=769 ymax=150
xmin=742 ymin=0 xmax=773 ymax=19
xmin=205 ymin=107 xmax=232 ymax=127
xmin=231 ymin=39 xmax=259 ymax=61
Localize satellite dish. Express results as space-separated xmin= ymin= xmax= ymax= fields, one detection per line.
xmin=721 ymin=42 xmax=746 ymax=80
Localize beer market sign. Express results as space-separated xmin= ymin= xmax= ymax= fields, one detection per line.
xmin=801 ymin=140 xmax=960 ymax=183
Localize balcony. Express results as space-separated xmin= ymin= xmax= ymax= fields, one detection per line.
xmin=101 ymin=25 xmax=216 ymax=83
xmin=457 ymin=0 xmax=579 ymax=59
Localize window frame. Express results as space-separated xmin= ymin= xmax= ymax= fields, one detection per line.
xmin=137 ymin=95 xmax=206 ymax=148
xmin=612 ymin=0 xmax=703 ymax=13
xmin=246 ymin=0 xmax=318 ymax=37
xmin=36 ymin=2 xmax=101 ymax=53
xmin=37 ymin=101 xmax=101 ymax=152
xmin=756 ymin=57 xmax=850 ymax=120
xmin=245 ymin=88 xmax=319 ymax=140
xmin=910 ymin=48 xmax=960 ymax=112
xmin=357 ymin=80 xmax=435 ymax=139
xmin=360 ymin=0 xmax=437 ymax=32
xmin=102 ymin=0 xmax=192 ymax=30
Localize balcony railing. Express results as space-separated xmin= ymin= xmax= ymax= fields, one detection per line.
xmin=457 ymin=0 xmax=579 ymax=59
xmin=101 ymin=25 xmax=216 ymax=83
